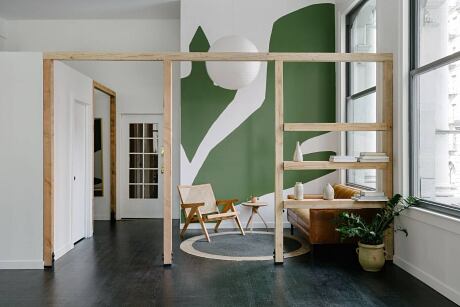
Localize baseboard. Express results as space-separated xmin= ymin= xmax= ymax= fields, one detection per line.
xmin=93 ymin=215 xmax=110 ymax=221
xmin=180 ymin=221 xmax=291 ymax=230
xmin=0 ymin=260 xmax=44 ymax=269
xmin=394 ymin=255 xmax=460 ymax=305
xmin=54 ymin=242 xmax=74 ymax=260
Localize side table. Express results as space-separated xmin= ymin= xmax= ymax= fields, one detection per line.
xmin=242 ymin=202 xmax=268 ymax=232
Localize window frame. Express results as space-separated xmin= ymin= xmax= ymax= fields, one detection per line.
xmin=409 ymin=0 xmax=460 ymax=219
xmin=345 ymin=0 xmax=377 ymax=190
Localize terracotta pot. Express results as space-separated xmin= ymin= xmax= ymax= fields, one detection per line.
xmin=356 ymin=242 xmax=386 ymax=272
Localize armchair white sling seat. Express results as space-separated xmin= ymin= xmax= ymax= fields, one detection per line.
xmin=178 ymin=184 xmax=245 ymax=242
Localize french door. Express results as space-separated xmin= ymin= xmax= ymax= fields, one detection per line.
xmin=121 ymin=114 xmax=163 ymax=218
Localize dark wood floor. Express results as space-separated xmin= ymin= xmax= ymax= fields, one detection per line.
xmin=0 ymin=220 xmax=456 ymax=307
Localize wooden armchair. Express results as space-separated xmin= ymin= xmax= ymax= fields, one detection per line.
xmin=178 ymin=184 xmax=245 ymax=242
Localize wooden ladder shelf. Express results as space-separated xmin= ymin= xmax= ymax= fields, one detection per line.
xmin=274 ymin=57 xmax=394 ymax=264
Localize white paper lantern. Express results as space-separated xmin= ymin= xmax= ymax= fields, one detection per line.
xmin=206 ymin=36 xmax=261 ymax=90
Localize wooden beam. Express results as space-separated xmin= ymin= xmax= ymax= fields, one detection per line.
xmin=110 ymin=95 xmax=116 ymax=221
xmin=43 ymin=52 xmax=393 ymax=63
xmin=274 ymin=60 xmax=284 ymax=264
xmin=163 ymin=60 xmax=173 ymax=265
xmin=284 ymin=161 xmax=389 ymax=170
xmin=43 ymin=59 xmax=54 ymax=267
xmin=94 ymin=80 xmax=116 ymax=97
xmin=382 ymin=59 xmax=394 ymax=260
xmin=284 ymin=123 xmax=389 ymax=132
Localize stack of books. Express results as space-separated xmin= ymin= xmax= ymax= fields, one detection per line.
xmin=329 ymin=155 xmax=358 ymax=162
xmin=352 ymin=191 xmax=388 ymax=202
xmin=358 ymin=152 xmax=389 ymax=162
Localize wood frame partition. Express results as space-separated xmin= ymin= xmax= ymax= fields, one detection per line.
xmin=42 ymin=52 xmax=393 ymax=266
xmin=93 ymin=81 xmax=117 ymax=221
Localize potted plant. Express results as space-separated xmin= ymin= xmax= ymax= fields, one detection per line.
xmin=336 ymin=194 xmax=417 ymax=272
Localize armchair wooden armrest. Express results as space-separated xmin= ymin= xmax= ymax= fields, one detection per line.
xmin=216 ymin=198 xmax=239 ymax=205
xmin=181 ymin=202 xmax=205 ymax=209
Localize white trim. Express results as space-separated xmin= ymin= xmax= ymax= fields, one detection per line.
xmin=400 ymin=207 xmax=460 ymax=236
xmin=54 ymin=242 xmax=74 ymax=260
xmin=394 ymin=255 xmax=460 ymax=305
xmin=0 ymin=260 xmax=44 ymax=270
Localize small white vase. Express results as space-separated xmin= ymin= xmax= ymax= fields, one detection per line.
xmin=323 ymin=183 xmax=334 ymax=200
xmin=294 ymin=182 xmax=304 ymax=200
xmin=293 ymin=141 xmax=303 ymax=162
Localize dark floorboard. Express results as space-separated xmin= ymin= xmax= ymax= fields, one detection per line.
xmin=0 ymin=220 xmax=456 ymax=307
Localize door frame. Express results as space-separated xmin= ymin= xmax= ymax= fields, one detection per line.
xmin=93 ymin=81 xmax=117 ymax=221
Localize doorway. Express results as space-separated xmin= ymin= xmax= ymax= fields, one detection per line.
xmin=121 ymin=114 xmax=164 ymax=218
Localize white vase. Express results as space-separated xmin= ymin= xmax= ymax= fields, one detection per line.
xmin=293 ymin=141 xmax=303 ymax=162
xmin=294 ymin=182 xmax=304 ymax=200
xmin=323 ymin=183 xmax=334 ymax=200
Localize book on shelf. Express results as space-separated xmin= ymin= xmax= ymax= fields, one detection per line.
xmin=352 ymin=195 xmax=389 ymax=202
xmin=358 ymin=152 xmax=389 ymax=162
xmin=360 ymin=191 xmax=385 ymax=197
xmin=329 ymin=155 xmax=358 ymax=162
xmin=358 ymin=157 xmax=390 ymax=162
xmin=359 ymin=152 xmax=387 ymax=157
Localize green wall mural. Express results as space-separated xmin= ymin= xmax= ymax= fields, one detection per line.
xmin=181 ymin=4 xmax=336 ymax=208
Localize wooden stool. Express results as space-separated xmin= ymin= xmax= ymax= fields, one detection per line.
xmin=242 ymin=202 xmax=268 ymax=232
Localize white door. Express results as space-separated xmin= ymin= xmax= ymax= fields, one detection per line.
xmin=71 ymin=101 xmax=87 ymax=243
xmin=121 ymin=115 xmax=163 ymax=218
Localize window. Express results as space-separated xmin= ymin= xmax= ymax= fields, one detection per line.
xmin=346 ymin=0 xmax=377 ymax=189
xmin=128 ymin=123 xmax=159 ymax=199
xmin=411 ymin=0 xmax=460 ymax=217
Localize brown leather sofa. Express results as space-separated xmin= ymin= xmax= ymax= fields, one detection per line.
xmin=287 ymin=184 xmax=378 ymax=245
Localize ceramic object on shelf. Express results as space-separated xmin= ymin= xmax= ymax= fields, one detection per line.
xmin=293 ymin=141 xmax=303 ymax=162
xmin=294 ymin=182 xmax=304 ymax=200
xmin=323 ymin=183 xmax=334 ymax=200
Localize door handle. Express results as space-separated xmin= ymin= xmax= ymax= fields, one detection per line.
xmin=161 ymin=147 xmax=164 ymax=156
xmin=161 ymin=165 xmax=165 ymax=174
xmin=74 ymin=176 xmax=76 ymax=181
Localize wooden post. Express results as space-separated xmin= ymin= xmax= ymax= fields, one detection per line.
xmin=110 ymin=96 xmax=117 ymax=221
xmin=43 ymin=59 xmax=54 ymax=267
xmin=274 ymin=61 xmax=284 ymax=264
xmin=163 ymin=60 xmax=173 ymax=265
xmin=382 ymin=59 xmax=394 ymax=260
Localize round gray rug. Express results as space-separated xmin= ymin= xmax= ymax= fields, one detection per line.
xmin=180 ymin=231 xmax=310 ymax=261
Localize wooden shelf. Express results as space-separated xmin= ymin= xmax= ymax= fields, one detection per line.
xmin=284 ymin=199 xmax=386 ymax=209
xmin=284 ymin=161 xmax=389 ymax=170
xmin=284 ymin=123 xmax=389 ymax=132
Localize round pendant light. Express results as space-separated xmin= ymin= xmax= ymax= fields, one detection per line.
xmin=206 ymin=36 xmax=261 ymax=90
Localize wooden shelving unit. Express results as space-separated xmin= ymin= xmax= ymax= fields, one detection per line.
xmin=274 ymin=56 xmax=394 ymax=263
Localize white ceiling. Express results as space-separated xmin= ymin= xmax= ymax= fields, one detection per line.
xmin=0 ymin=0 xmax=180 ymax=20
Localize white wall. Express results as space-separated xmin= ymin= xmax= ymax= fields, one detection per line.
xmin=4 ymin=19 xmax=181 ymax=219
xmin=54 ymin=61 xmax=94 ymax=260
xmin=0 ymin=52 xmax=43 ymax=269
xmin=93 ymin=91 xmax=111 ymax=220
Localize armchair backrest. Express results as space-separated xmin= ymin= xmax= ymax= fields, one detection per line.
xmin=177 ymin=184 xmax=217 ymax=215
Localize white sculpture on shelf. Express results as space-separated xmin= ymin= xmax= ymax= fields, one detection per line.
xmin=323 ymin=183 xmax=334 ymax=200
xmin=293 ymin=141 xmax=303 ymax=162
xmin=206 ymin=36 xmax=261 ymax=90
xmin=294 ymin=182 xmax=304 ymax=200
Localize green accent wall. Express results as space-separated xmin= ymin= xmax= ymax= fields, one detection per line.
xmin=181 ymin=4 xmax=336 ymax=211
